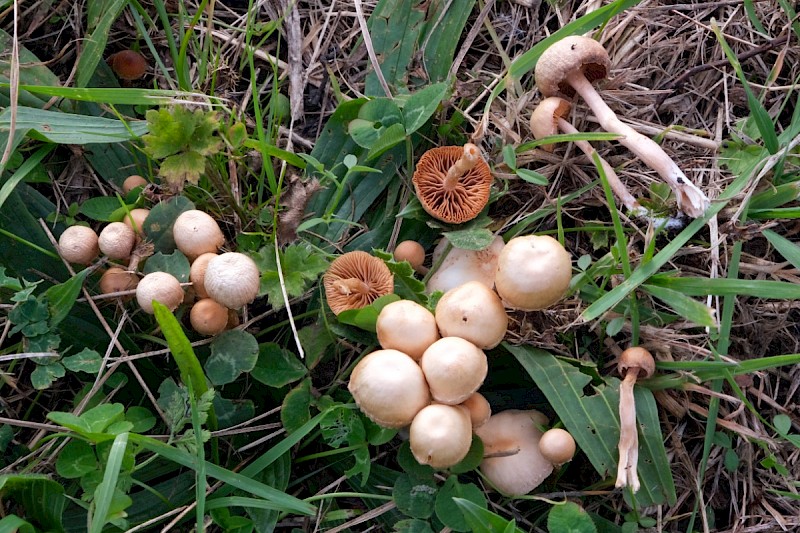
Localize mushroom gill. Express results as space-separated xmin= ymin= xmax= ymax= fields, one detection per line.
xmin=323 ymin=251 xmax=394 ymax=315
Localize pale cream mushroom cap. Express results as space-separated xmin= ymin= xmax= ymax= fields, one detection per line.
xmin=190 ymin=298 xmax=229 ymax=336
xmin=434 ymin=281 xmax=508 ymax=349
xmin=393 ymin=240 xmax=426 ymax=273
xmin=474 ymin=410 xmax=553 ymax=495
xmin=410 ymin=403 xmax=473 ymax=469
xmin=204 ymin=252 xmax=260 ymax=309
xmin=136 ymin=271 xmax=184 ymax=314
xmin=376 ymin=299 xmax=440 ymax=361
xmin=426 ymin=236 xmax=505 ymax=294
xmin=348 ymin=349 xmax=430 ymax=428
xmin=539 ymin=428 xmax=577 ymax=465
xmin=58 ymin=225 xmax=100 ymax=265
xmin=461 ymin=392 xmax=492 ymax=429
xmin=172 ymin=210 xmax=225 ymax=260
xmin=189 ymin=252 xmax=217 ymax=299
xmin=494 ymin=235 xmax=572 ymax=311
xmin=420 ymin=337 xmax=488 ymax=405
xmin=530 ymin=97 xmax=572 ymax=152
xmin=534 ymin=36 xmax=611 ymax=99
xmin=98 ymin=222 xmax=136 ymax=260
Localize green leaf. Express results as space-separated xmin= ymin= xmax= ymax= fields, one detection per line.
xmin=0 ymin=474 xmax=66 ymax=533
xmin=763 ymin=229 xmax=800 ymax=271
xmin=82 ymin=403 xmax=126 ymax=434
xmin=505 ymin=344 xmax=676 ymax=507
xmin=43 ymin=269 xmax=91 ymax=327
xmin=152 ymin=301 xmax=210 ymax=399
xmin=373 ymin=249 xmax=428 ymax=305
xmin=0 ymin=515 xmax=37 ymax=533
xmin=0 ymin=106 xmax=148 ymax=144
xmin=347 ymin=99 xmax=403 ymax=148
xmin=159 ymin=152 xmax=207 ymax=189
xmin=394 ymin=519 xmax=435 ymax=533
xmin=30 ymin=362 xmax=66 ymax=390
xmin=646 ymin=275 xmax=800 ymax=299
xmin=256 ymin=243 xmax=329 ymax=309
xmin=125 ymin=406 xmax=157 ymax=433
xmin=441 ymin=228 xmax=494 ymax=251
xmin=144 ymin=195 xmax=195 ymax=253
xmin=251 ymin=342 xmax=307 ymax=388
xmin=364 ymin=0 xmax=426 ymax=94
xmin=547 ymin=502 xmax=598 ymax=533
xmin=774 ymin=414 xmax=792 ymax=435
xmin=336 ymin=293 xmax=401 ymax=332
xmin=205 ymin=330 xmax=259 ymax=386
xmin=452 ymin=498 xmax=523 ymax=533
xmin=62 ymin=348 xmax=102 ymax=374
xmin=367 ymin=122 xmax=407 ymax=161
xmin=393 ymin=473 xmax=437 ymax=519
xmin=448 ymin=436 xmax=483 ymax=475
xmin=143 ymin=108 xmax=195 ymax=159
xmin=280 ymin=379 xmax=312 ymax=434
xmin=79 ymin=196 xmax=128 ymax=222
xmin=641 ymin=284 xmax=716 ymax=328
xmin=56 ymin=439 xmax=97 ymax=479
xmin=0 ymin=144 xmax=54 ymax=214
xmin=75 ymin=0 xmax=126 ymax=88
xmin=435 ymin=477 xmax=487 ymax=532
xmin=143 ymin=250 xmax=191 ymax=282
xmin=515 ymin=168 xmax=549 ymax=186
xmin=89 ymin=432 xmax=129 ymax=533
xmin=402 ymin=82 xmax=450 ymax=135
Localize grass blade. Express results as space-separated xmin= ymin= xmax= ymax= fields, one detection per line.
xmin=763 ymin=229 xmax=800 ymax=270
xmin=76 ymin=0 xmax=127 ymax=88
xmin=89 ymin=432 xmax=128 ymax=533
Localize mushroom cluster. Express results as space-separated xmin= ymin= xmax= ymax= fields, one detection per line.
xmin=56 ymin=189 xmax=260 ymax=337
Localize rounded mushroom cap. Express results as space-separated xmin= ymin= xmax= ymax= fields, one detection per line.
xmin=410 ymin=403 xmax=473 ymax=469
xmin=539 ymin=428 xmax=577 ymax=465
xmin=123 ymin=208 xmax=150 ymax=236
xmin=474 ymin=409 xmax=553 ymax=495
xmin=420 ymin=337 xmax=488 ymax=405
xmin=98 ymin=222 xmax=136 ymax=261
xmin=108 ymin=50 xmax=148 ymax=81
xmin=172 ymin=210 xmax=225 ymax=260
xmin=189 ymin=252 xmax=217 ymax=299
xmin=58 ymin=225 xmax=100 ymax=265
xmin=376 ymin=299 xmax=440 ymax=361
xmin=323 ymin=251 xmax=394 ymax=315
xmin=434 ymin=281 xmax=508 ymax=349
xmin=426 ymin=236 xmax=505 ymax=294
xmin=204 ymin=252 xmax=260 ymax=309
xmin=122 ymin=175 xmax=148 ymax=194
xmin=190 ymin=298 xmax=229 ymax=336
xmin=99 ymin=267 xmax=139 ymax=295
xmin=412 ymin=144 xmax=493 ymax=224
xmin=494 ymin=235 xmax=572 ymax=311
xmin=394 ymin=240 xmax=426 ymax=272
xmin=136 ymin=271 xmax=184 ymax=314
xmin=530 ymin=97 xmax=572 ymax=152
xmin=535 ymin=36 xmax=611 ymax=99
xmin=618 ymin=346 xmax=655 ymax=379
xmin=348 ymin=349 xmax=431 ymax=428
xmin=461 ymin=392 xmax=491 ymax=428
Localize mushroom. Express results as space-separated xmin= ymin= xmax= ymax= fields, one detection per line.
xmin=376 ymin=299 xmax=440 ymax=361
xmin=426 ymin=236 xmax=505 ymax=294
xmin=474 ymin=410 xmax=554 ymax=495
xmin=460 ymin=391 xmax=491 ymax=429
xmin=58 ymin=225 xmax=100 ymax=265
xmin=323 ymin=251 xmax=394 ymax=315
xmin=135 ymin=271 xmax=184 ymax=314
xmin=108 ymin=50 xmax=148 ymax=81
xmin=615 ymin=346 xmax=655 ymax=492
xmin=434 ymin=281 xmax=508 ymax=349
xmin=189 ymin=252 xmax=217 ymax=299
xmin=393 ymin=240 xmax=428 ymax=275
xmin=412 ymin=143 xmax=493 ymax=224
xmin=539 ymin=428 xmax=577 ymax=466
xmin=99 ymin=267 xmax=139 ymax=296
xmin=420 ymin=337 xmax=488 ymax=405
xmin=534 ymin=36 xmax=709 ymax=218
xmin=530 ymin=97 xmax=643 ymax=215
xmin=122 ymin=175 xmax=148 ymax=194
xmin=203 ymin=252 xmax=260 ymax=309
xmin=190 ymin=298 xmax=229 ymax=336
xmin=494 ymin=235 xmax=571 ymax=311
xmin=123 ymin=208 xmax=150 ymax=237
xmin=348 ymin=349 xmax=430 ymax=428
xmin=172 ymin=210 xmax=225 ymax=261
xmin=409 ymin=404 xmax=473 ymax=469
xmin=98 ymin=222 xmax=136 ymax=261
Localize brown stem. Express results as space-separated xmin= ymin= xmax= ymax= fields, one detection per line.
xmin=443 ymin=143 xmax=481 ymax=189
xmin=333 ymin=278 xmax=370 ymax=295
xmin=616 ymin=370 xmax=640 ymax=491
xmin=567 ymin=71 xmax=709 ymax=218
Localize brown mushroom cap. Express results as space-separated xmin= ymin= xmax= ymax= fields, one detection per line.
xmin=58 ymin=225 xmax=100 ymax=265
xmin=122 ymin=175 xmax=148 ymax=194
xmin=461 ymin=392 xmax=492 ymax=429
xmin=530 ymin=97 xmax=572 ymax=152
xmin=190 ymin=298 xmax=229 ymax=336
xmin=393 ymin=240 xmax=426 ymax=273
xmin=323 ymin=251 xmax=394 ymax=315
xmin=535 ymin=36 xmax=610 ymax=99
xmin=412 ymin=144 xmax=493 ymax=224
xmin=189 ymin=252 xmax=217 ymax=299
xmin=99 ymin=267 xmax=139 ymax=295
xmin=618 ymin=346 xmax=655 ymax=379
xmin=123 ymin=208 xmax=150 ymax=236
xmin=172 ymin=210 xmax=225 ymax=260
xmin=108 ymin=50 xmax=148 ymax=81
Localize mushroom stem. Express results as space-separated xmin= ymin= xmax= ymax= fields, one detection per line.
xmin=616 ymin=370 xmax=641 ymax=491
xmin=443 ymin=143 xmax=481 ymax=189
xmin=566 ymin=71 xmax=709 ymax=218
xmin=333 ymin=278 xmax=371 ymax=295
xmin=556 ymin=117 xmax=643 ymax=214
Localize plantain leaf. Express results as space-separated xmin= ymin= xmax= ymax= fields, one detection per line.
xmin=641 ymin=283 xmax=716 ymax=328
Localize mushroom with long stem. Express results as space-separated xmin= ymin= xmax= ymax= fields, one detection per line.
xmin=535 ymin=36 xmax=709 ymax=218
xmin=530 ymin=96 xmax=644 ymax=215
xmin=615 ymin=346 xmax=655 ymax=492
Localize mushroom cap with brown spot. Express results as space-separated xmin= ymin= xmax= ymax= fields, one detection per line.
xmin=412 ymin=145 xmax=493 ymax=224
xmin=109 ymin=50 xmax=148 ymax=81
xmin=535 ymin=36 xmax=611 ymax=99
xmin=323 ymin=251 xmax=394 ymax=315
xmin=618 ymin=346 xmax=655 ymax=379
xmin=530 ymin=97 xmax=572 ymax=152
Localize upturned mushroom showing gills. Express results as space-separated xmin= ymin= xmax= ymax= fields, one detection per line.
xmin=412 ymin=143 xmax=493 ymax=224
xmin=535 ymin=36 xmax=709 ymax=218
xmin=615 ymin=346 xmax=656 ymax=492
xmin=530 ymin=97 xmax=643 ymax=215
xmin=323 ymin=251 xmax=394 ymax=315
xmin=426 ymin=236 xmax=505 ymax=294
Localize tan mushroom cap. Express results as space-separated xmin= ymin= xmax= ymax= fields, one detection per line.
xmin=618 ymin=346 xmax=655 ymax=379
xmin=393 ymin=240 xmax=426 ymax=273
xmin=410 ymin=404 xmax=473 ymax=469
xmin=323 ymin=251 xmax=394 ymax=315
xmin=412 ymin=144 xmax=493 ymax=224
xmin=535 ymin=36 xmax=610 ymax=99
xmin=109 ymin=50 xmax=148 ymax=81
xmin=58 ymin=225 xmax=100 ymax=265
xmin=530 ymin=97 xmax=572 ymax=152
xmin=122 ymin=175 xmax=148 ymax=194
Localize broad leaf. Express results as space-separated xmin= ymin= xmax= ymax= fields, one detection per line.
xmin=205 ymin=330 xmax=259 ymax=386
